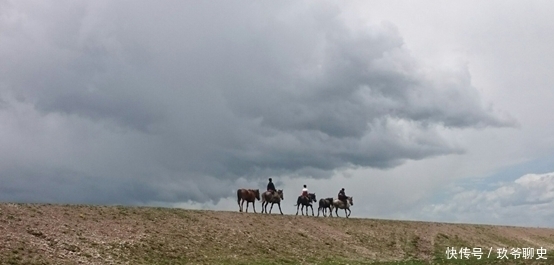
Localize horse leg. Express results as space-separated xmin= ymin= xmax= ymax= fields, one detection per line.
xmin=253 ymin=201 xmax=257 ymax=213
xmin=311 ymin=205 xmax=314 ymax=216
xmin=335 ymin=207 xmax=340 ymax=217
xmin=295 ymin=204 xmax=299 ymax=216
xmin=269 ymin=203 xmax=274 ymax=214
xmin=344 ymin=208 xmax=348 ymax=218
xmin=347 ymin=208 xmax=351 ymax=218
xmin=278 ymin=202 xmax=283 ymax=215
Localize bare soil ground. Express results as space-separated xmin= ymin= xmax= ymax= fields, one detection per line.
xmin=1 ymin=202 xmax=553 ymax=264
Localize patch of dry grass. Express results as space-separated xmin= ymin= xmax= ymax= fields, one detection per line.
xmin=1 ymin=203 xmax=553 ymax=264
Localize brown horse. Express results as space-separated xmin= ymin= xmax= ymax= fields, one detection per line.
xmin=261 ymin=189 xmax=284 ymax=215
xmin=237 ymin=188 xmax=260 ymax=213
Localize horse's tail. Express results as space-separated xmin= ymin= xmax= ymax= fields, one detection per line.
xmin=293 ymin=197 xmax=299 ymax=206
xmin=236 ymin=189 xmax=241 ymax=205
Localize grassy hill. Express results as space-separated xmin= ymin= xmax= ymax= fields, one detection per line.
xmin=1 ymin=202 xmax=553 ymax=264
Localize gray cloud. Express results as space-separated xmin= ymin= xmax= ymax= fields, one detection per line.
xmin=0 ymin=1 xmax=515 ymax=205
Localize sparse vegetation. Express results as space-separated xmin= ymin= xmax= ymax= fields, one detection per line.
xmin=1 ymin=203 xmax=553 ymax=264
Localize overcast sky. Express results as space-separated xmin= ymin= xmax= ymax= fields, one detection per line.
xmin=2 ymin=0 xmax=554 ymax=228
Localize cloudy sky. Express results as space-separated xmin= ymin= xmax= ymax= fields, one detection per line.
xmin=1 ymin=0 xmax=554 ymax=228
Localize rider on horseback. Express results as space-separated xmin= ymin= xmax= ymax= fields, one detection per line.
xmin=301 ymin=184 xmax=309 ymax=201
xmin=267 ymin=178 xmax=276 ymax=196
xmin=338 ymin=188 xmax=347 ymax=204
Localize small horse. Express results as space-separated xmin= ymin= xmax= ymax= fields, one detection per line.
xmin=294 ymin=193 xmax=317 ymax=216
xmin=332 ymin=196 xmax=353 ymax=218
xmin=237 ymin=188 xmax=260 ymax=213
xmin=261 ymin=189 xmax=284 ymax=215
xmin=317 ymin=197 xmax=334 ymax=217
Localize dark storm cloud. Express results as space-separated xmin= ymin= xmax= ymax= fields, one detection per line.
xmin=0 ymin=1 xmax=515 ymax=204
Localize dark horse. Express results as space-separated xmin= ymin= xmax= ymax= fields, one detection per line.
xmin=294 ymin=193 xmax=317 ymax=216
xmin=317 ymin=197 xmax=334 ymax=217
xmin=261 ymin=189 xmax=284 ymax=215
xmin=237 ymin=188 xmax=260 ymax=213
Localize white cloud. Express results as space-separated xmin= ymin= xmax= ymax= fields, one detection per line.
xmin=420 ymin=172 xmax=554 ymax=227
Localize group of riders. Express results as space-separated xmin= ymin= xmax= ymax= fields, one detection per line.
xmin=266 ymin=177 xmax=349 ymax=204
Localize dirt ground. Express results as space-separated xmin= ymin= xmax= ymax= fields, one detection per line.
xmin=1 ymin=203 xmax=553 ymax=264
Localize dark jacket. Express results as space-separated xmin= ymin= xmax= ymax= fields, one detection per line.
xmin=267 ymin=182 xmax=276 ymax=192
xmin=338 ymin=190 xmax=346 ymax=200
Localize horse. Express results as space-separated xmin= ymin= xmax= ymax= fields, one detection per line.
xmin=237 ymin=188 xmax=260 ymax=213
xmin=261 ymin=189 xmax=284 ymax=215
xmin=317 ymin=197 xmax=334 ymax=217
xmin=331 ymin=196 xmax=353 ymax=218
xmin=294 ymin=193 xmax=317 ymax=216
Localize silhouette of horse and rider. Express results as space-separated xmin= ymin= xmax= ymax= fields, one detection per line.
xmin=261 ymin=178 xmax=284 ymax=214
xmin=315 ymin=187 xmax=354 ymax=218
xmin=237 ymin=178 xmax=353 ymax=218
xmin=294 ymin=185 xmax=317 ymax=216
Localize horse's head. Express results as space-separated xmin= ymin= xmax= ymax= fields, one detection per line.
xmin=255 ymin=189 xmax=261 ymax=200
xmin=309 ymin=193 xmax=317 ymax=203
xmin=277 ymin=189 xmax=284 ymax=200
xmin=348 ymin=196 xmax=353 ymax=206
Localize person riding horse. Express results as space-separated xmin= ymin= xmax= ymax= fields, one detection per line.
xmin=338 ymin=188 xmax=347 ymax=204
xmin=267 ymin=178 xmax=277 ymax=196
xmin=301 ymin=185 xmax=309 ymax=201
